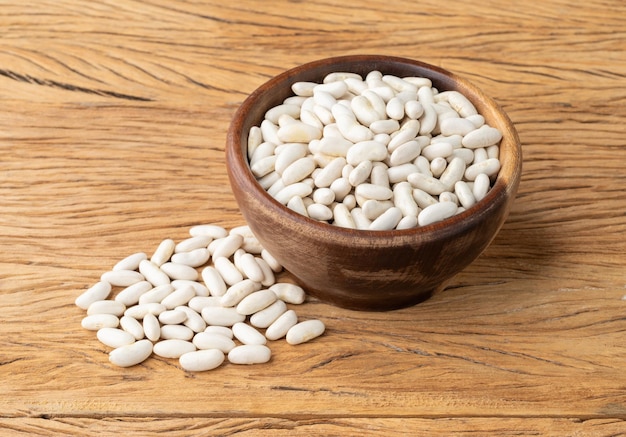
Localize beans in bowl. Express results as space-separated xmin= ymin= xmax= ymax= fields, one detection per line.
xmin=248 ymin=70 xmax=502 ymax=230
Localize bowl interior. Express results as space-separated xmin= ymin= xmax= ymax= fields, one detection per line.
xmin=228 ymin=55 xmax=521 ymax=245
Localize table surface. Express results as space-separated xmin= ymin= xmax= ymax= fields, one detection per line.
xmin=2 ymin=0 xmax=626 ymax=435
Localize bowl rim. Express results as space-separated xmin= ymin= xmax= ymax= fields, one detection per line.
xmin=226 ymin=54 xmax=522 ymax=246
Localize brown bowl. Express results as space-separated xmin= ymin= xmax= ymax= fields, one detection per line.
xmin=226 ymin=55 xmax=522 ymax=311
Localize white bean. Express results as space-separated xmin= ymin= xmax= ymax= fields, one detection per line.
xmin=355 ymin=183 xmax=393 ymax=201
xmin=250 ymin=155 xmax=276 ymax=178
xmin=332 ymin=104 xmax=373 ymax=143
xmin=255 ymin=257 xmax=276 ymax=287
xmin=87 ymin=300 xmax=126 ymax=317
xmin=291 ymin=81 xmax=317 ymax=96
xmin=412 ymin=188 xmax=439 ymax=209
xmin=236 ymin=289 xmax=277 ymax=315
xmin=189 ymin=224 xmax=228 ymax=239
xmin=387 ymin=119 xmax=420 ymax=151
xmin=393 ymin=182 xmax=419 ymax=217
xmin=138 ymin=284 xmax=174 ymax=305
xmin=143 ymin=313 xmax=161 ymax=341
xmin=109 ymin=339 xmax=153 ymax=367
xmin=450 ymin=147 xmax=475 ymax=165
xmin=396 ymin=215 xmax=418 ymax=230
xmin=269 ymin=283 xmax=306 ymax=304
xmin=418 ymin=103 xmax=437 ymax=135
xmin=421 ymin=142 xmax=453 ymax=161
xmin=75 ymin=281 xmax=112 ymax=310
xmin=307 ymin=202 xmax=333 ymax=221
xmin=473 ymin=147 xmax=488 ymax=164
xmin=151 ymin=239 xmax=176 ymax=267
xmin=228 ymin=345 xmax=271 ymax=365
xmin=446 ymin=90 xmax=478 ymax=117
xmin=465 ymin=158 xmax=501 ymax=181
xmin=213 ymin=257 xmax=244 ymax=286
xmin=201 ymin=266 xmax=227 ymax=297
xmin=281 ymin=157 xmax=316 ymax=185
xmin=120 ymin=315 xmax=144 ymax=340
xmin=260 ymin=249 xmax=282 ymax=273
xmin=249 ymin=299 xmax=287 ymax=329
xmin=160 ymin=324 xmax=194 ymax=341
xmin=274 ymin=182 xmax=313 ymax=205
xmin=100 ymin=270 xmax=145 ymax=287
xmin=265 ymin=103 xmax=301 ymax=124
xmin=158 ymin=309 xmax=188 ymax=325
xmin=387 ymin=163 xmax=419 ymax=183
xmin=201 ymin=306 xmax=246 ymax=327
xmin=329 ymin=177 xmax=352 ymax=201
xmin=313 ymin=157 xmax=346 ymax=188
xmin=348 ymin=160 xmax=373 ymax=187
xmin=417 ymin=201 xmax=458 ymax=226
xmin=176 ymin=306 xmax=207 ymax=333
xmin=455 ymin=181 xmax=477 ymax=209
xmin=160 ymin=262 xmax=199 ymax=281
xmin=370 ymin=118 xmax=400 ymax=134
xmin=351 ymin=94 xmax=382 ymax=127
xmin=346 ymin=140 xmax=387 ymax=166
xmin=152 ymin=339 xmax=196 ymax=359
xmin=369 ymin=206 xmax=402 ymax=231
xmin=472 ymin=172 xmax=491 ymax=201
xmin=277 ymin=121 xmax=322 ymax=143
xmin=286 ymin=320 xmax=326 ymax=345
xmin=362 ymin=199 xmax=394 ymax=221
xmin=81 ymin=314 xmax=119 ymax=331
xmin=430 ymin=156 xmax=448 ymax=178
xmin=204 ymin=326 xmax=234 ymax=338
xmin=193 ymin=332 xmax=236 ymax=352
xmin=250 ymin=141 xmax=277 ymax=166
xmin=174 ymin=236 xmax=212 ymax=253
xmin=371 ymin=163 xmax=390 ymax=189
xmin=462 ymin=125 xmax=503 ymax=149
xmin=332 ymin=203 xmax=357 ymax=229
xmin=220 ymin=279 xmax=262 ymax=307
xmin=161 ymin=285 xmax=196 ymax=309
xmin=179 ymin=349 xmax=225 ymax=372
xmin=115 ymin=281 xmax=153 ymax=307
xmin=210 ymin=234 xmax=243 ymax=259
xmin=232 ymin=322 xmax=267 ymax=345
xmin=439 ymin=156 xmax=467 ymax=191
xmin=171 ymin=279 xmax=209 ymax=297
xmin=351 ymin=207 xmax=372 ymax=230
xmin=96 ymin=328 xmax=135 ymax=348
xmin=389 ymin=140 xmax=421 ymax=166
xmin=247 ymin=125 xmax=263 ymax=159
xmin=312 ymin=187 xmax=336 ymax=205
xmin=170 ymin=248 xmax=210 ymax=268
xmin=123 ymin=302 xmax=166 ymax=319
xmin=113 ymin=252 xmax=147 ymax=272
xmin=274 ymin=143 xmax=308 ymax=174
xmin=188 ymin=296 xmax=221 ymax=312
xmin=407 ymin=172 xmax=448 ymax=195
xmin=138 ymin=260 xmax=170 ymax=287
xmin=440 ymin=117 xmax=476 ymax=136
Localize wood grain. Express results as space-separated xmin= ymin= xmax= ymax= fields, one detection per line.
xmin=2 ymin=0 xmax=626 ymax=435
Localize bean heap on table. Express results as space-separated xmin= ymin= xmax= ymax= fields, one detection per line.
xmin=76 ymin=224 xmax=325 ymax=372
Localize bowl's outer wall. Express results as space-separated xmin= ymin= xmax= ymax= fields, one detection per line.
xmin=226 ymin=55 xmax=522 ymax=311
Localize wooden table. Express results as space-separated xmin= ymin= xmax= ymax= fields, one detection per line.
xmin=2 ymin=1 xmax=625 ymax=435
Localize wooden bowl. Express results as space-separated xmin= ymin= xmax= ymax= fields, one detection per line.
xmin=226 ymin=55 xmax=522 ymax=311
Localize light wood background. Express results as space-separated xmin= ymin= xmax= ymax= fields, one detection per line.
xmin=2 ymin=0 xmax=626 ymax=435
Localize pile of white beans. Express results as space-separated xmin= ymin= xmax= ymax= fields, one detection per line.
xmin=248 ymin=70 xmax=503 ymax=230
xmin=76 ymin=224 xmax=325 ymax=371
